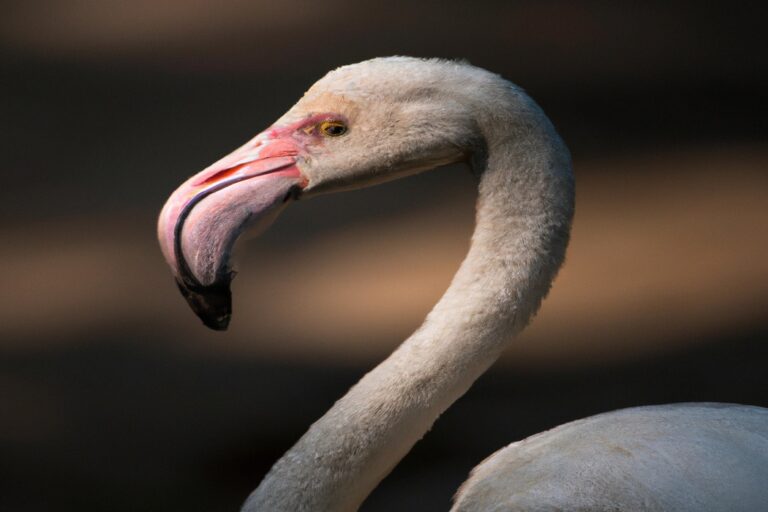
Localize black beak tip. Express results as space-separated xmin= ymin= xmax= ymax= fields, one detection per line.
xmin=176 ymin=279 xmax=232 ymax=331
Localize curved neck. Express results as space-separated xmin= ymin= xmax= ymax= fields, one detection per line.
xmin=243 ymin=95 xmax=574 ymax=512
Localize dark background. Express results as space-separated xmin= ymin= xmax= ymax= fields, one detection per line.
xmin=1 ymin=1 xmax=767 ymax=510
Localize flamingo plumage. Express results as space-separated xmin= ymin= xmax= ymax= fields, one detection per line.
xmin=158 ymin=57 xmax=768 ymax=511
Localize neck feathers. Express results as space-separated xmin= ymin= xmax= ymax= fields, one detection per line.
xmin=243 ymin=78 xmax=574 ymax=512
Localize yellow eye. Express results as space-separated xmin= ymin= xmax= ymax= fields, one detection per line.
xmin=318 ymin=120 xmax=348 ymax=137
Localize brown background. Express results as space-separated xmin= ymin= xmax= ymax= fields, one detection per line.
xmin=1 ymin=1 xmax=767 ymax=510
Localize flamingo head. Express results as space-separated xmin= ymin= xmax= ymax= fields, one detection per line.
xmin=158 ymin=57 xmax=484 ymax=330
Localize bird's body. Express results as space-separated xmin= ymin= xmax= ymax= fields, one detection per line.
xmin=158 ymin=57 xmax=768 ymax=511
xmin=454 ymin=403 xmax=768 ymax=511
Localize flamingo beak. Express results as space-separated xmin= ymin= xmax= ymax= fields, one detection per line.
xmin=158 ymin=132 xmax=307 ymax=330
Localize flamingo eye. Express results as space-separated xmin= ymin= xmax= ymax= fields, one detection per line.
xmin=318 ymin=120 xmax=348 ymax=137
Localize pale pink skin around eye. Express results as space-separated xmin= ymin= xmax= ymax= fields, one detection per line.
xmin=269 ymin=112 xmax=349 ymax=139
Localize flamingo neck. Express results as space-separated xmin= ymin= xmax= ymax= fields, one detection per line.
xmin=243 ymin=95 xmax=574 ymax=512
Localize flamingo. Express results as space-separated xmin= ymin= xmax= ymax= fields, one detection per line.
xmin=158 ymin=57 xmax=768 ymax=511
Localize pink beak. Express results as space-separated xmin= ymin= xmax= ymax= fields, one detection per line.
xmin=158 ymin=131 xmax=307 ymax=330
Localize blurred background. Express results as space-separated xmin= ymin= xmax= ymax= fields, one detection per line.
xmin=1 ymin=1 xmax=767 ymax=510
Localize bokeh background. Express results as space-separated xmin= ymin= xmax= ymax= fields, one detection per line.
xmin=1 ymin=1 xmax=767 ymax=510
